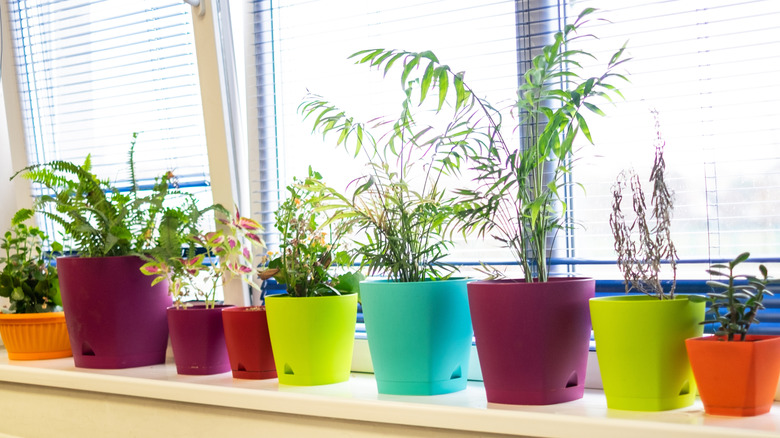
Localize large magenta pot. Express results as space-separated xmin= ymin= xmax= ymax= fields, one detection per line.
xmin=168 ymin=304 xmax=232 ymax=375
xmin=57 ymin=256 xmax=172 ymax=369
xmin=468 ymin=277 xmax=595 ymax=405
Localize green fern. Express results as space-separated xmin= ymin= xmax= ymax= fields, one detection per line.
xmin=11 ymin=136 xmax=195 ymax=258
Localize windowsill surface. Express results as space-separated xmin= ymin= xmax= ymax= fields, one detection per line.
xmin=1 ymin=348 xmax=779 ymax=437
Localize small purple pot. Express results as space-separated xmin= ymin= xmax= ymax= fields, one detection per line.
xmin=468 ymin=277 xmax=595 ymax=405
xmin=167 ymin=304 xmax=232 ymax=375
xmin=57 ymin=256 xmax=172 ymax=369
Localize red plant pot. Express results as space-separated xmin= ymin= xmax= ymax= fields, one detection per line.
xmin=57 ymin=256 xmax=172 ymax=369
xmin=686 ymin=335 xmax=780 ymax=416
xmin=468 ymin=277 xmax=595 ymax=405
xmin=168 ymin=304 xmax=233 ymax=375
xmin=222 ymin=306 xmax=276 ymax=379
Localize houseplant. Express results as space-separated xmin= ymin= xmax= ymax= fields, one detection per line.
xmin=337 ymin=9 xmax=627 ymax=403
xmin=141 ymin=207 xmax=265 ymax=375
xmin=0 ymin=208 xmax=71 ymax=360
xmin=260 ymin=169 xmax=363 ymax=386
xmin=299 ymin=51 xmax=475 ymax=395
xmin=13 ymin=137 xmax=175 ymax=368
xmin=685 ymin=253 xmax=780 ymax=416
xmin=591 ymin=112 xmax=705 ymax=411
xmin=455 ymin=9 xmax=628 ymax=405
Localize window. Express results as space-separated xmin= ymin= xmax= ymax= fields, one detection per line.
xmin=6 ymin=0 xmax=213 ymax=219
xmin=247 ymin=0 xmax=780 ymax=281
xmin=565 ymin=0 xmax=780 ymax=282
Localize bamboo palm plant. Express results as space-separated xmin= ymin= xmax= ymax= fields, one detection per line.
xmin=298 ymin=50 xmax=480 ymax=282
xmin=333 ymin=9 xmax=628 ymax=282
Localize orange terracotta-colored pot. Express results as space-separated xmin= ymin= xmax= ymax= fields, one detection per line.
xmin=0 ymin=312 xmax=72 ymax=360
xmin=686 ymin=335 xmax=780 ymax=416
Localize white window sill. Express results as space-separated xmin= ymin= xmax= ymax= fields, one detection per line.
xmin=1 ymin=347 xmax=779 ymax=437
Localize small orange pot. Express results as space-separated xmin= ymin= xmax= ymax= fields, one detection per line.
xmin=0 ymin=312 xmax=72 ymax=360
xmin=686 ymin=335 xmax=780 ymax=416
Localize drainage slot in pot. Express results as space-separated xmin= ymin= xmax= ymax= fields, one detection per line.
xmin=450 ymin=366 xmax=462 ymax=380
xmin=238 ymin=363 xmax=247 ymax=372
xmin=565 ymin=371 xmax=579 ymax=388
xmin=284 ymin=363 xmax=294 ymax=375
xmin=81 ymin=342 xmax=95 ymax=356
xmin=679 ymin=380 xmax=690 ymax=396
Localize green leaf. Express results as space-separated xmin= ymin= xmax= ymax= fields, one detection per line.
xmin=583 ymin=102 xmax=605 ymax=116
xmin=574 ymin=113 xmax=592 ymax=144
xmin=420 ymin=61 xmax=435 ymax=104
xmin=437 ymin=68 xmax=449 ymax=112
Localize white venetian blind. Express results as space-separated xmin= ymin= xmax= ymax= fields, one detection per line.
xmin=8 ymin=0 xmax=212 ymax=195
xmin=248 ymin=0 xmax=563 ymax=263
xmin=563 ymin=0 xmax=780 ymax=278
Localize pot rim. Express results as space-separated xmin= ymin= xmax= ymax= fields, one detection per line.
xmin=360 ymin=277 xmax=472 ymax=286
xmin=469 ymin=276 xmax=594 ymax=285
xmin=264 ymin=293 xmax=358 ymax=300
xmin=0 ymin=311 xmax=66 ymax=321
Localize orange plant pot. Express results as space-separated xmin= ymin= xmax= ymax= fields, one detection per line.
xmin=686 ymin=335 xmax=780 ymax=416
xmin=0 ymin=312 xmax=72 ymax=360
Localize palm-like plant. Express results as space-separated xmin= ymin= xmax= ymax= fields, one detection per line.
xmin=298 ymin=50 xmax=478 ymax=281
xmin=337 ymin=9 xmax=628 ymax=282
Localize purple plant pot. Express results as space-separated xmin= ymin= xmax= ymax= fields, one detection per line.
xmin=168 ymin=304 xmax=232 ymax=375
xmin=57 ymin=256 xmax=172 ymax=369
xmin=468 ymin=277 xmax=595 ymax=405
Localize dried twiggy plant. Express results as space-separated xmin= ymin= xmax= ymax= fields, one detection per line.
xmin=609 ymin=110 xmax=677 ymax=299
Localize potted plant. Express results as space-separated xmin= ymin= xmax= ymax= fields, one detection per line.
xmin=300 ymin=54 xmax=474 ymax=395
xmin=590 ymin=112 xmax=705 ymax=411
xmin=141 ymin=207 xmax=265 ymax=376
xmin=452 ymin=10 xmax=628 ymax=406
xmin=685 ymin=253 xmax=780 ymax=416
xmin=12 ymin=135 xmax=176 ymax=369
xmin=258 ymin=169 xmax=363 ymax=386
xmin=0 ymin=209 xmax=70 ymax=360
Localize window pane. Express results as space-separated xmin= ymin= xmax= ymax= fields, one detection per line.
xmin=8 ymin=1 xmax=212 ymax=194
xmin=566 ymin=0 xmax=780 ymax=278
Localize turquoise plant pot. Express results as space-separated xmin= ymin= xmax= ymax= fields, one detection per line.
xmin=359 ymin=278 xmax=473 ymax=395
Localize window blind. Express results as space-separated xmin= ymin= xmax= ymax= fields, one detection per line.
xmin=248 ymin=0 xmax=565 ymax=260
xmin=247 ymin=0 xmax=780 ymax=288
xmin=8 ymin=0 xmax=212 ymax=199
xmin=563 ymin=0 xmax=780 ymax=281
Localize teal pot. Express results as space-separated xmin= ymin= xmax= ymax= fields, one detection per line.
xmin=167 ymin=304 xmax=233 ymax=375
xmin=56 ymin=255 xmax=172 ymax=369
xmin=468 ymin=277 xmax=595 ymax=405
xmin=589 ymin=295 xmax=705 ymax=411
xmin=359 ymin=278 xmax=473 ymax=395
xmin=265 ymin=293 xmax=358 ymax=386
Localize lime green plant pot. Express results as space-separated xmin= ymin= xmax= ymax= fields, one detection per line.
xmin=265 ymin=293 xmax=357 ymax=386
xmin=590 ymin=295 xmax=705 ymax=411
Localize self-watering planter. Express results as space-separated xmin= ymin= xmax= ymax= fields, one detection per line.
xmin=167 ymin=303 xmax=232 ymax=375
xmin=469 ymin=277 xmax=594 ymax=405
xmin=265 ymin=293 xmax=357 ymax=386
xmin=222 ymin=306 xmax=276 ymax=380
xmin=359 ymin=278 xmax=472 ymax=395
xmin=590 ymin=295 xmax=705 ymax=411
xmin=686 ymin=335 xmax=780 ymax=416
xmin=57 ymin=256 xmax=172 ymax=369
